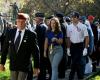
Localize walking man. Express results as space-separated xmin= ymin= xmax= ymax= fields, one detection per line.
xmin=67 ymin=12 xmax=89 ymax=80
xmin=0 ymin=13 xmax=40 ymax=80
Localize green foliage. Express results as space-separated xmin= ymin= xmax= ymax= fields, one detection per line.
xmin=0 ymin=0 xmax=99 ymax=18
xmin=80 ymin=0 xmax=94 ymax=3
xmin=0 ymin=59 xmax=10 ymax=80
xmin=0 ymin=0 xmax=100 ymax=21
xmin=89 ymin=75 xmax=100 ymax=80
xmin=20 ymin=0 xmax=97 ymax=17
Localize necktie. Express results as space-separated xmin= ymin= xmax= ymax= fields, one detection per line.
xmin=15 ymin=31 xmax=21 ymax=52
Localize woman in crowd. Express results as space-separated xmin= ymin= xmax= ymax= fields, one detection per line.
xmin=44 ymin=17 xmax=63 ymax=80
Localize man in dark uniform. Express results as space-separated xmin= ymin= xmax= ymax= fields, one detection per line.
xmin=0 ymin=13 xmax=40 ymax=80
xmin=55 ymin=12 xmax=67 ymax=79
xmin=35 ymin=12 xmax=48 ymax=80
xmin=0 ymin=13 xmax=4 ymax=52
xmin=88 ymin=15 xmax=98 ymax=72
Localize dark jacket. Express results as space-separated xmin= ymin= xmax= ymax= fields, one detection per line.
xmin=0 ymin=28 xmax=40 ymax=72
xmin=35 ymin=23 xmax=47 ymax=59
xmin=91 ymin=23 xmax=98 ymax=45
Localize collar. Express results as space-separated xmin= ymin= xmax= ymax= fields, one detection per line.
xmin=72 ymin=22 xmax=80 ymax=27
xmin=16 ymin=28 xmax=25 ymax=33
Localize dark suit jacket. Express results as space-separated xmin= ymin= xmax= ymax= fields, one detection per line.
xmin=0 ymin=28 xmax=40 ymax=72
xmin=91 ymin=23 xmax=98 ymax=45
xmin=35 ymin=23 xmax=47 ymax=59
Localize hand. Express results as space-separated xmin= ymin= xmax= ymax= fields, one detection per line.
xmin=83 ymin=48 xmax=88 ymax=56
xmin=44 ymin=51 xmax=47 ymax=58
xmin=33 ymin=68 xmax=40 ymax=77
xmin=0 ymin=64 xmax=5 ymax=71
xmin=67 ymin=48 xmax=71 ymax=56
xmin=51 ymin=37 xmax=57 ymax=42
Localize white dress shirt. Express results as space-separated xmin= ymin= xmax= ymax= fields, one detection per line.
xmin=67 ymin=22 xmax=88 ymax=43
xmin=14 ymin=28 xmax=25 ymax=50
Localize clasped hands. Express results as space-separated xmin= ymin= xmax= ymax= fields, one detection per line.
xmin=51 ymin=37 xmax=57 ymax=42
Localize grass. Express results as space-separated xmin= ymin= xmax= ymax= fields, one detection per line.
xmin=0 ymin=56 xmax=34 ymax=80
xmin=86 ymin=68 xmax=100 ymax=80
xmin=0 ymin=57 xmax=10 ymax=80
xmin=88 ymin=75 xmax=100 ymax=80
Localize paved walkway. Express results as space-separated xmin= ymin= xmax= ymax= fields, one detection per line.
xmin=58 ymin=69 xmax=78 ymax=80
xmin=58 ymin=67 xmax=100 ymax=80
xmin=33 ymin=69 xmax=92 ymax=80
xmin=58 ymin=69 xmax=70 ymax=80
xmin=33 ymin=68 xmax=100 ymax=80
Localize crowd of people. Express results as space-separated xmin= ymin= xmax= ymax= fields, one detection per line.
xmin=0 ymin=11 xmax=100 ymax=80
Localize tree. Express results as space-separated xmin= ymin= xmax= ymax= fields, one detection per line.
xmin=21 ymin=0 xmax=95 ymax=16
xmin=1 ymin=0 xmax=100 ymax=20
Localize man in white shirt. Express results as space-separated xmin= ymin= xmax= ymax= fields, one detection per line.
xmin=67 ymin=12 xmax=89 ymax=80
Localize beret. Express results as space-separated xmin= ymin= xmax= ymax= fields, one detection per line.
xmin=88 ymin=15 xmax=94 ymax=21
xmin=17 ymin=13 xmax=29 ymax=20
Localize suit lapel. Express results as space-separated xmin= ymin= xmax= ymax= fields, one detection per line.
xmin=12 ymin=28 xmax=17 ymax=43
xmin=8 ymin=28 xmax=17 ymax=53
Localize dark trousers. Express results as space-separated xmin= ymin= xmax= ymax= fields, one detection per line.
xmin=96 ymin=49 xmax=100 ymax=66
xmin=67 ymin=56 xmax=72 ymax=69
xmin=45 ymin=57 xmax=51 ymax=80
xmin=69 ymin=64 xmax=85 ymax=80
xmin=0 ymin=35 xmax=5 ymax=52
xmin=58 ymin=47 xmax=67 ymax=79
xmin=27 ymin=67 xmax=33 ymax=80
xmin=37 ymin=58 xmax=46 ymax=80
xmin=69 ymin=42 xmax=85 ymax=80
xmin=89 ymin=49 xmax=97 ymax=72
